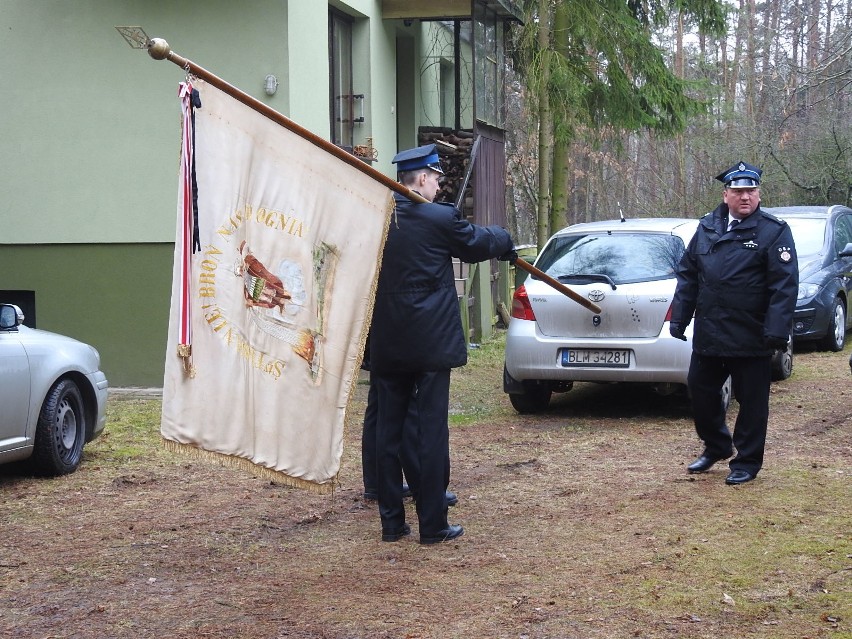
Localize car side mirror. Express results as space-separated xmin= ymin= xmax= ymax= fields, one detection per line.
xmin=0 ymin=304 xmax=24 ymax=330
xmin=839 ymin=242 xmax=852 ymax=258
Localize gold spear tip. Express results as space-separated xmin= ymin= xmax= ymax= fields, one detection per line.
xmin=147 ymin=38 xmax=171 ymax=61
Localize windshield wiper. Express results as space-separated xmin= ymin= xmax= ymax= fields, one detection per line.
xmin=555 ymin=273 xmax=617 ymax=290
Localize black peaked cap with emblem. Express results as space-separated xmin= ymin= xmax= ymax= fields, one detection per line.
xmin=715 ymin=161 xmax=762 ymax=189
xmin=391 ymin=144 xmax=444 ymax=174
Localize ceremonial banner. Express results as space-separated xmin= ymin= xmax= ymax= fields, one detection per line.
xmin=161 ymin=81 xmax=393 ymax=491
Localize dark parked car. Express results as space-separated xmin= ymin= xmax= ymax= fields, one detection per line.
xmin=765 ymin=206 xmax=852 ymax=351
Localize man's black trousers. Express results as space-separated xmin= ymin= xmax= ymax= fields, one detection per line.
xmin=373 ymin=369 xmax=451 ymax=537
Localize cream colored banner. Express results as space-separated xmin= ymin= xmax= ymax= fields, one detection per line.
xmin=161 ymin=81 xmax=392 ymax=491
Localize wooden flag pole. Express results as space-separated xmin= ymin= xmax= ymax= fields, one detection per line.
xmin=513 ymin=259 xmax=602 ymax=314
xmin=146 ymin=38 xmax=599 ymax=314
xmin=146 ymin=38 xmax=429 ymax=205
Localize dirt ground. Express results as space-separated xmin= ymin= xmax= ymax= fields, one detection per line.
xmin=1 ymin=338 xmax=850 ymax=639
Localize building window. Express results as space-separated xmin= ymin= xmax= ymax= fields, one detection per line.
xmin=329 ymin=9 xmax=354 ymax=149
xmin=423 ymin=21 xmax=473 ymax=131
xmin=473 ymin=4 xmax=505 ymax=128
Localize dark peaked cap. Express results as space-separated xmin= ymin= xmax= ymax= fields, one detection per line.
xmin=392 ymin=144 xmax=444 ymax=174
xmin=715 ymin=161 xmax=762 ymax=188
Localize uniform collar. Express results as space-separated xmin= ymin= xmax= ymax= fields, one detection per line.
xmin=706 ymin=203 xmax=761 ymax=233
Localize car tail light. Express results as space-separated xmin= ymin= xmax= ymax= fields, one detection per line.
xmin=664 ymin=304 xmax=694 ymax=323
xmin=511 ymin=284 xmax=536 ymax=321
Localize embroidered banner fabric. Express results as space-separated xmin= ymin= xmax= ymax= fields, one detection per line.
xmin=161 ymin=81 xmax=392 ymax=491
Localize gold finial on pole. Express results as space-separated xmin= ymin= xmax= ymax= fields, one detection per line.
xmin=147 ymin=37 xmax=172 ymax=61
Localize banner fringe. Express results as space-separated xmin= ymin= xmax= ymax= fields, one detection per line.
xmin=161 ymin=438 xmax=336 ymax=495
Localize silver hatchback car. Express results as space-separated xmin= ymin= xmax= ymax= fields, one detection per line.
xmin=0 ymin=304 xmax=108 ymax=475
xmin=504 ymin=217 xmax=790 ymax=413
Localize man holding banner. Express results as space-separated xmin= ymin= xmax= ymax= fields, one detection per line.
xmin=369 ymin=144 xmax=515 ymax=544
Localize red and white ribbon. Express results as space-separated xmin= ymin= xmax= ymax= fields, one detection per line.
xmin=177 ymin=81 xmax=195 ymax=371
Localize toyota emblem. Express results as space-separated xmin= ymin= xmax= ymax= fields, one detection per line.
xmin=588 ymin=289 xmax=605 ymax=302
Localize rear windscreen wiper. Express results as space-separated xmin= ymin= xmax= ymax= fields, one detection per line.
xmin=555 ymin=273 xmax=617 ymax=290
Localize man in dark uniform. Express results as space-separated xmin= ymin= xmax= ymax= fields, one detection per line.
xmin=360 ymin=369 xmax=458 ymax=507
xmin=370 ymin=144 xmax=514 ymax=543
xmin=670 ymin=161 xmax=798 ymax=485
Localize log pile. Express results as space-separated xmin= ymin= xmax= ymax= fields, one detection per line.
xmin=418 ymin=127 xmax=475 ymax=215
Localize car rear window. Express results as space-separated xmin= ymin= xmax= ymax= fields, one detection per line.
xmin=535 ymin=232 xmax=686 ymax=284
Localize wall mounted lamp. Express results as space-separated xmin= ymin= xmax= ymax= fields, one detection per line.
xmin=264 ymin=74 xmax=279 ymax=96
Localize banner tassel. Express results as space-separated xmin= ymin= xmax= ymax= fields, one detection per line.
xmin=177 ymin=81 xmax=200 ymax=377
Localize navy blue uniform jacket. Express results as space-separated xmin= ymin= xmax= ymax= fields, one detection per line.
xmin=671 ymin=203 xmax=799 ymax=357
xmin=369 ymin=192 xmax=513 ymax=373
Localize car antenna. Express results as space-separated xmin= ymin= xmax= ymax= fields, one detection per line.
xmin=618 ymin=202 xmax=626 ymax=222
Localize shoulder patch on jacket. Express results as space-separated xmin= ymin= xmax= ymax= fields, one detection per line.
xmin=760 ymin=211 xmax=786 ymax=226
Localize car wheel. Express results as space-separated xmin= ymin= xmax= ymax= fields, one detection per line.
xmin=30 ymin=379 xmax=86 ymax=476
xmin=508 ymin=383 xmax=552 ymax=414
xmin=820 ymin=297 xmax=846 ymax=352
xmin=770 ymin=332 xmax=794 ymax=381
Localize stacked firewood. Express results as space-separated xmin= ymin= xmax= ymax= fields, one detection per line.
xmin=418 ymin=127 xmax=475 ymax=215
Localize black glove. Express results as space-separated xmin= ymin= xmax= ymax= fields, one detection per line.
xmin=498 ymin=248 xmax=518 ymax=264
xmin=765 ymin=335 xmax=788 ymax=351
xmin=669 ymin=323 xmax=687 ymax=341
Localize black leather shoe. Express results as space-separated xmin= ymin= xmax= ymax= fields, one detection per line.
xmin=725 ymin=470 xmax=755 ymax=485
xmin=381 ymin=523 xmax=411 ymax=542
xmin=687 ymin=454 xmax=727 ymax=473
xmin=420 ymin=524 xmax=464 ymax=545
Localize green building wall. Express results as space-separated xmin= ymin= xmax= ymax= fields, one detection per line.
xmin=0 ymin=244 xmax=173 ymax=387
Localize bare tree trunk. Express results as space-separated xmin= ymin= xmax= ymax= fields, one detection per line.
xmin=574 ymin=150 xmax=589 ymax=223
xmin=744 ymin=0 xmax=756 ymax=123
xmin=791 ymin=0 xmax=801 ymax=88
xmin=807 ymin=0 xmax=822 ymax=71
xmin=824 ymin=0 xmax=833 ymax=49
xmin=726 ymin=1 xmax=746 ymax=117
xmin=536 ymin=0 xmax=553 ymax=248
xmin=647 ymin=130 xmax=658 ymax=206
xmin=550 ymin=0 xmax=570 ymax=234
xmin=806 ymin=0 xmax=822 ymax=103
xmin=674 ymin=11 xmax=685 ymax=205
xmin=756 ymin=0 xmax=778 ymax=120
xmin=720 ymin=32 xmax=728 ymax=118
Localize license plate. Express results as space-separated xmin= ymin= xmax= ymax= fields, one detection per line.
xmin=561 ymin=349 xmax=631 ymax=368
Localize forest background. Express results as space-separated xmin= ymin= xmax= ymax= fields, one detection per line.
xmin=505 ymin=0 xmax=852 ymax=247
